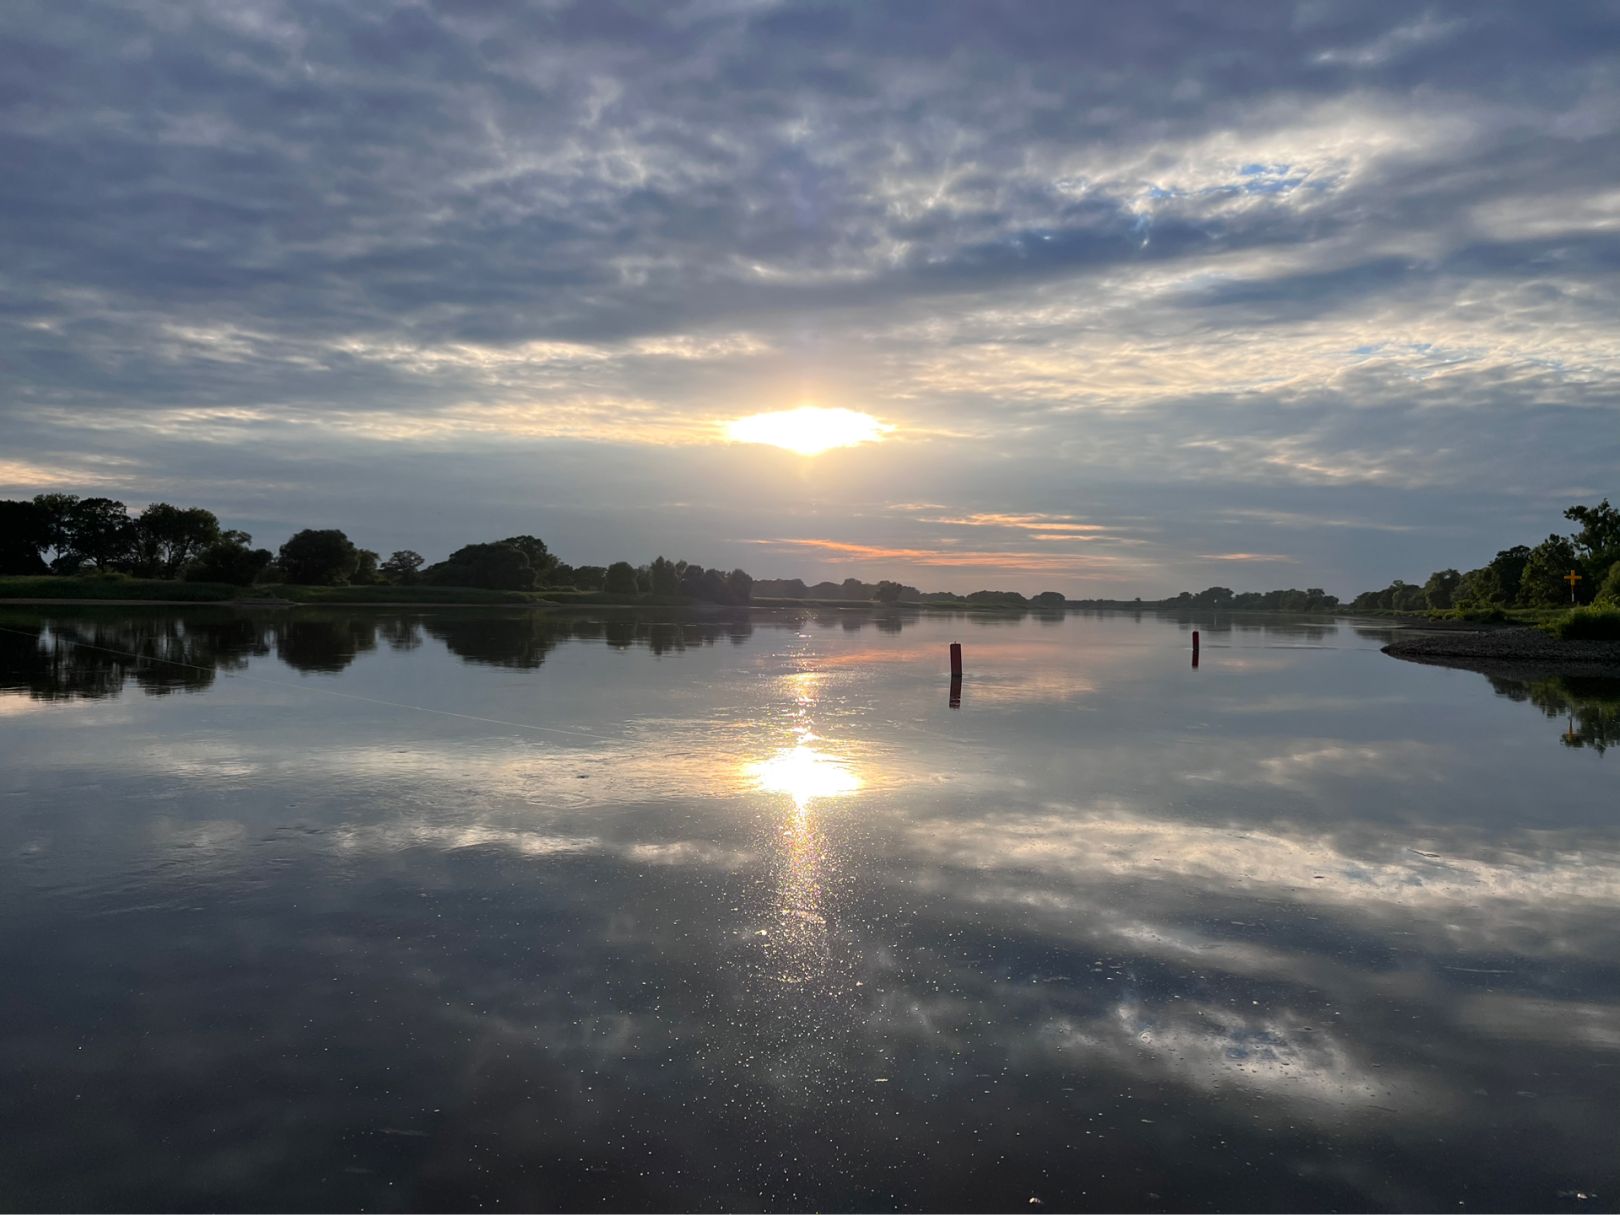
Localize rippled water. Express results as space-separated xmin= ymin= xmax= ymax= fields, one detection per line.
xmin=1 ymin=606 xmax=1616 ymax=1212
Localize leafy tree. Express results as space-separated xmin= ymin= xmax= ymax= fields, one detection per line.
xmin=0 ymin=499 xmax=50 ymax=574
xmin=570 ymin=565 xmax=607 ymax=591
xmin=379 ymin=550 xmax=425 ymax=585
xmin=1423 ymin=569 xmax=1461 ymax=611
xmin=278 ymin=529 xmax=360 ymax=585
xmin=873 ymin=579 xmax=905 ymax=604
xmin=1566 ymin=499 xmax=1620 ymax=564
xmin=755 ymin=577 xmax=809 ymax=598
xmin=649 ymin=555 xmax=679 ymax=596
xmin=604 ymin=561 xmax=638 ymax=594
xmin=352 ymin=548 xmax=382 ymax=584
xmin=1032 ymin=591 xmax=1067 ymax=607
xmin=725 ymin=568 xmax=753 ymax=604
xmin=1487 ymin=545 xmax=1532 ymax=604
xmin=499 ymin=535 xmax=558 ymax=584
xmin=133 ymin=503 xmax=220 ymax=577
xmin=426 ymin=541 xmax=536 ymax=590
xmin=678 ymin=564 xmax=708 ymax=597
xmin=965 ymin=589 xmax=1028 ymax=607
xmin=31 ymin=493 xmax=79 ymax=566
xmin=1518 ymin=534 xmax=1583 ymax=606
xmin=186 ymin=536 xmax=273 ymax=585
xmin=1566 ymin=499 xmax=1620 ymax=588
xmin=65 ymin=498 xmax=135 ymax=570
xmin=1453 ymin=565 xmax=1502 ymax=608
xmin=1598 ymin=562 xmax=1620 ymax=606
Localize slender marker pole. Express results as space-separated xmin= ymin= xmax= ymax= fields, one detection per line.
xmin=1192 ymin=629 xmax=1200 ymax=669
xmin=949 ymin=642 xmax=963 ymax=678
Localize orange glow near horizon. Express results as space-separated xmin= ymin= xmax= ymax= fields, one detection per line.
xmin=725 ymin=406 xmax=892 ymax=456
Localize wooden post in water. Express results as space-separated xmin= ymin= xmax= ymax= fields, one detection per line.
xmin=949 ymin=675 xmax=963 ymax=709
xmin=1192 ymin=629 xmax=1200 ymax=669
xmin=949 ymin=642 xmax=963 ymax=678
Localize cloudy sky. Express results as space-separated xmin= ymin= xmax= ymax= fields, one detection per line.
xmin=3 ymin=1 xmax=1618 ymax=595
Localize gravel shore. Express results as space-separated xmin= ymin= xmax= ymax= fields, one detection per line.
xmin=1382 ymin=626 xmax=1620 ymax=678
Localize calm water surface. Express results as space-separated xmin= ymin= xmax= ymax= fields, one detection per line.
xmin=1 ymin=606 xmax=1616 ymax=1212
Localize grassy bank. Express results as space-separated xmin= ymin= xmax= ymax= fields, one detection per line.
xmin=0 ymin=574 xmax=240 ymax=602
xmin=1546 ymin=605 xmax=1620 ymax=640
xmin=268 ymin=583 xmax=539 ymax=605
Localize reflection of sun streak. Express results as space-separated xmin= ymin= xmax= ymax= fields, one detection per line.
xmin=746 ymin=742 xmax=861 ymax=985
xmin=746 ymin=744 xmax=862 ymax=810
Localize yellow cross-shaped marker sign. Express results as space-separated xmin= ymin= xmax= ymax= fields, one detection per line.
xmin=1565 ymin=569 xmax=1583 ymax=602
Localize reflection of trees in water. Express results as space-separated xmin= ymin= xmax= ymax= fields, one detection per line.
xmin=275 ymin=614 xmax=380 ymax=673
xmin=1159 ymin=610 xmax=1336 ymax=642
xmin=378 ymin=617 xmax=422 ymax=652
xmin=424 ymin=613 xmax=565 ymax=669
xmin=1 ymin=606 xmax=942 ymax=704
xmin=0 ymin=611 xmax=268 ymax=700
xmin=1488 ymin=674 xmax=1620 ymax=754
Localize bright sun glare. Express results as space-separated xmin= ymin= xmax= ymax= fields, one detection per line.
xmin=725 ymin=406 xmax=892 ymax=456
xmin=746 ymin=744 xmax=862 ymax=809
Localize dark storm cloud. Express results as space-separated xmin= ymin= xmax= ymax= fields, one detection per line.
xmin=2 ymin=0 xmax=1617 ymax=591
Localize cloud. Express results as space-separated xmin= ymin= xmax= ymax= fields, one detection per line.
xmin=2 ymin=1 xmax=1618 ymax=593
xmin=754 ymin=537 xmax=1135 ymax=577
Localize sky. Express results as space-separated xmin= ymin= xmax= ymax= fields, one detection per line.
xmin=2 ymin=0 xmax=1618 ymax=597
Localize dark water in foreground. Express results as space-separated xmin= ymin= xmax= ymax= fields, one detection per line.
xmin=1 ymin=606 xmax=1617 ymax=1212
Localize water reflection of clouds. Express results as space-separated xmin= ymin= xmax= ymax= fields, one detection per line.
xmin=6 ymin=610 xmax=1620 ymax=1208
xmin=891 ymin=804 xmax=1620 ymax=943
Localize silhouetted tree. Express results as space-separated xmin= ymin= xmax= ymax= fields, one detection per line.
xmin=604 ymin=561 xmax=638 ymax=594
xmin=352 ymin=548 xmax=382 ymax=585
xmin=186 ymin=532 xmax=272 ymax=585
xmin=649 ymin=555 xmax=679 ymax=596
xmin=278 ymin=529 xmax=360 ymax=585
xmin=570 ymin=565 xmax=607 ymax=591
xmin=873 ymin=580 xmax=904 ymax=604
xmin=64 ymin=498 xmax=134 ymax=570
xmin=31 ymin=493 xmax=79 ymax=568
xmin=379 ymin=550 xmax=424 ymax=585
xmin=499 ymin=535 xmax=558 ymax=584
xmin=0 ymin=499 xmax=50 ymax=574
xmin=426 ymin=541 xmax=536 ymax=590
xmin=133 ymin=503 xmax=220 ymax=577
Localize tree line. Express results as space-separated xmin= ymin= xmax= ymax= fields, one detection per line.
xmin=1349 ymin=500 xmax=1620 ymax=612
xmin=0 ymin=494 xmax=756 ymax=602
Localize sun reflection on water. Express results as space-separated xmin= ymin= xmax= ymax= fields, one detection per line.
xmin=746 ymin=739 xmax=862 ymax=810
xmin=745 ymin=724 xmax=864 ymax=987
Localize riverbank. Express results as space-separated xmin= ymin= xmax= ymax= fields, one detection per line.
xmin=1382 ymin=626 xmax=1620 ymax=678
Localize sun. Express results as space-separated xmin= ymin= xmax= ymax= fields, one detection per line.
xmin=725 ymin=406 xmax=892 ymax=456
